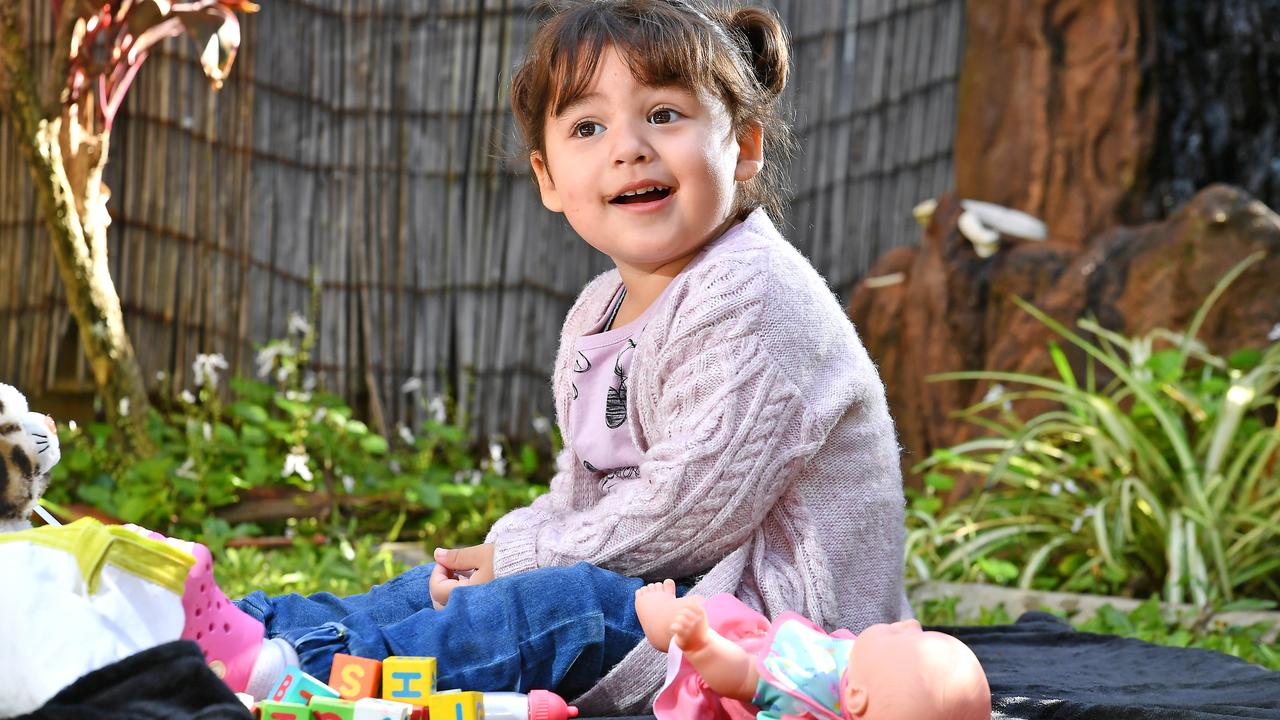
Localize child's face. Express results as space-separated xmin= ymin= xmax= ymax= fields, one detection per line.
xmin=531 ymin=46 xmax=763 ymax=276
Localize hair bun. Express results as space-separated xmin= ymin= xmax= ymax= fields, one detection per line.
xmin=726 ymin=6 xmax=789 ymax=97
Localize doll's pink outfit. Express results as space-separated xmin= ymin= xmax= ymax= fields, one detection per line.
xmin=654 ymin=593 xmax=856 ymax=720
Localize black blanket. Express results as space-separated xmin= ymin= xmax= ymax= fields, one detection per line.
xmin=16 ymin=640 xmax=251 ymax=720
xmin=949 ymin=611 xmax=1280 ymax=720
xmin=18 ymin=614 xmax=1280 ymax=719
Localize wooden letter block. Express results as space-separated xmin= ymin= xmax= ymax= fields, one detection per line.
xmin=426 ymin=691 xmax=484 ymax=720
xmin=269 ymin=665 xmax=341 ymax=706
xmin=353 ymin=697 xmax=415 ymax=720
xmin=380 ymin=656 xmax=436 ymax=706
xmin=330 ymin=653 xmax=383 ymax=700
xmin=309 ymin=696 xmax=357 ymax=720
xmin=255 ymin=700 xmax=310 ymax=720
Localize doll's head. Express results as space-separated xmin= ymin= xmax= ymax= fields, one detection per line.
xmin=841 ymin=619 xmax=991 ymax=720
xmin=510 ymin=0 xmax=797 ymax=270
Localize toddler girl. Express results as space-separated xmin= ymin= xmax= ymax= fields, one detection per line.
xmin=112 ymin=0 xmax=910 ymax=714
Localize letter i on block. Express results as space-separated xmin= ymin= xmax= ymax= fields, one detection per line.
xmin=330 ymin=653 xmax=383 ymax=700
xmin=270 ymin=665 xmax=341 ymax=705
xmin=427 ymin=691 xmax=485 ymax=720
xmin=255 ymin=700 xmax=310 ymax=720
xmin=381 ymin=656 xmax=437 ymax=706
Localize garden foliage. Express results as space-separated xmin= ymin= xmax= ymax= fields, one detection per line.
xmin=908 ymin=254 xmax=1280 ymax=605
xmin=44 ymin=309 xmax=556 ymax=553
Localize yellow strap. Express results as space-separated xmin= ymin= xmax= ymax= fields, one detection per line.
xmin=0 ymin=517 xmax=194 ymax=595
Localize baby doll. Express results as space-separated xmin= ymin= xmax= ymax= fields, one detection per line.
xmin=634 ymin=581 xmax=991 ymax=720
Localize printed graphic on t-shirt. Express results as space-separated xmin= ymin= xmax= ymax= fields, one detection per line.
xmin=571 ymin=350 xmax=591 ymax=401
xmin=605 ymin=339 xmax=636 ymax=429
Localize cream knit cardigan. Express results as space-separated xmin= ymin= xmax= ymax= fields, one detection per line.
xmin=485 ymin=208 xmax=909 ymax=715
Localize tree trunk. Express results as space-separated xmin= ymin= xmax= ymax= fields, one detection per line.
xmin=0 ymin=1 xmax=153 ymax=453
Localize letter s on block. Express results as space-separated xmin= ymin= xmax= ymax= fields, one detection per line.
xmin=340 ymin=663 xmax=366 ymax=696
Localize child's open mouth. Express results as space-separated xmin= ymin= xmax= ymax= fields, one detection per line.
xmin=609 ymin=187 xmax=673 ymax=206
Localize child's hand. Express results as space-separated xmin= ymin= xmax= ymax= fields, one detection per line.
xmin=429 ymin=543 xmax=495 ymax=609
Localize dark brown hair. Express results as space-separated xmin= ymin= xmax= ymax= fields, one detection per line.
xmin=511 ymin=0 xmax=796 ymax=222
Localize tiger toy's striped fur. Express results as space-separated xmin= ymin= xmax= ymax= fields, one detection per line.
xmin=0 ymin=384 xmax=59 ymax=533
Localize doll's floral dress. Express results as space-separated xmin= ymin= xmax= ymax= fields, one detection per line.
xmin=653 ymin=593 xmax=856 ymax=720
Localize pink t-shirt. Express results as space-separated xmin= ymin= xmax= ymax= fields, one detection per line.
xmin=569 ymin=281 xmax=674 ymax=481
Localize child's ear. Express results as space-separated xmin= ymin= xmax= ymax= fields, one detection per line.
xmin=842 ymin=680 xmax=868 ymax=718
xmin=530 ymin=151 xmax=564 ymax=213
xmin=734 ymin=123 xmax=764 ymax=182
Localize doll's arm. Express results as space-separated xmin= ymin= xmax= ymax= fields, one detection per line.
xmin=672 ymin=602 xmax=761 ymax=703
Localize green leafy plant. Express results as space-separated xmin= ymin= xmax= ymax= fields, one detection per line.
xmin=907 ymin=253 xmax=1280 ymax=604
xmin=46 ymin=308 xmax=559 ymax=551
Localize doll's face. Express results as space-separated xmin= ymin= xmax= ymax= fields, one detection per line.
xmin=841 ymin=619 xmax=991 ymax=720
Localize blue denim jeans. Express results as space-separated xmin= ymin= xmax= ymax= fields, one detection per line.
xmin=235 ymin=562 xmax=670 ymax=699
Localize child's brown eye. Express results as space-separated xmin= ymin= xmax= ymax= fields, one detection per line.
xmin=574 ymin=121 xmax=603 ymax=138
xmin=650 ymin=108 xmax=679 ymax=124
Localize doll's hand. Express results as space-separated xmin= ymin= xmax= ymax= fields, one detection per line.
xmin=670 ymin=602 xmax=711 ymax=653
xmin=429 ymin=543 xmax=495 ymax=609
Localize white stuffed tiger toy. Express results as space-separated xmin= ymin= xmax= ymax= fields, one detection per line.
xmin=0 ymin=383 xmax=60 ymax=533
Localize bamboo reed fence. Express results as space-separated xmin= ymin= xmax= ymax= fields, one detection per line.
xmin=0 ymin=0 xmax=963 ymax=440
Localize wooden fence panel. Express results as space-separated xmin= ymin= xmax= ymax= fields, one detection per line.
xmin=0 ymin=0 xmax=963 ymax=439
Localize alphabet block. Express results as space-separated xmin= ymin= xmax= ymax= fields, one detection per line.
xmin=269 ymin=665 xmax=341 ymax=706
xmin=353 ymin=697 xmax=415 ymax=720
xmin=427 ymin=690 xmax=484 ymax=720
xmin=309 ymin=696 xmax=357 ymax=720
xmin=330 ymin=653 xmax=383 ymax=700
xmin=255 ymin=700 xmax=310 ymax=720
xmin=380 ymin=656 xmax=436 ymax=706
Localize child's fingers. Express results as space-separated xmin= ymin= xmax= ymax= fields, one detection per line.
xmin=429 ymin=563 xmax=459 ymax=609
xmin=435 ymin=544 xmax=494 ymax=575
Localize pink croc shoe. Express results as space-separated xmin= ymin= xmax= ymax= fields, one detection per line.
xmin=178 ymin=541 xmax=266 ymax=691
xmin=129 ymin=527 xmax=266 ymax=692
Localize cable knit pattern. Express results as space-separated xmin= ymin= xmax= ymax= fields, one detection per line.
xmin=484 ymin=209 xmax=908 ymax=715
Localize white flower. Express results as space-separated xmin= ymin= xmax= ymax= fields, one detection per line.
xmin=193 ymin=353 xmax=229 ymax=389
xmin=453 ymin=471 xmax=466 ymax=484
xmin=401 ymin=377 xmax=423 ymax=395
xmin=155 ymin=371 xmax=167 ymax=383
xmin=255 ymin=344 xmax=293 ymax=379
xmin=282 ymin=452 xmax=314 ymax=482
xmin=532 ymin=416 xmax=552 ymax=435
xmin=285 ymin=390 xmax=311 ymax=403
xmin=312 ymin=407 xmax=328 ymax=423
xmin=284 ymin=526 xmax=296 ymax=539
xmin=342 ymin=475 xmax=356 ymax=493
xmin=180 ymin=390 xmax=196 ymax=404
xmin=1070 ymin=506 xmax=1098 ymax=534
xmin=982 ymin=384 xmax=1006 ymax=404
xmin=1269 ymin=323 xmax=1280 ymax=342
xmin=288 ymin=312 xmax=312 ymax=337
xmin=428 ymin=395 xmax=447 ymax=423
xmin=202 ymin=422 xmax=212 ymax=442
xmin=67 ymin=420 xmax=77 ymax=432
xmin=1064 ymin=479 xmax=1080 ymax=495
xmin=398 ymin=424 xmax=415 ymax=445
xmin=1048 ymin=482 xmax=1061 ymax=496
xmin=276 ymin=365 xmax=294 ymax=384
xmin=488 ymin=441 xmax=507 ymax=476
xmin=118 ymin=397 xmax=130 ymax=417
xmin=469 ymin=470 xmax=483 ymax=486
xmin=175 ymin=457 xmax=198 ymax=480
xmin=302 ymin=372 xmax=318 ymax=392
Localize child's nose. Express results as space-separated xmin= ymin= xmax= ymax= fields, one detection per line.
xmin=610 ymin=121 xmax=654 ymax=165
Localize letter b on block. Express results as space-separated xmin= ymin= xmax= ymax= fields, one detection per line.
xmin=329 ymin=653 xmax=384 ymax=699
xmin=381 ymin=656 xmax=437 ymax=707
